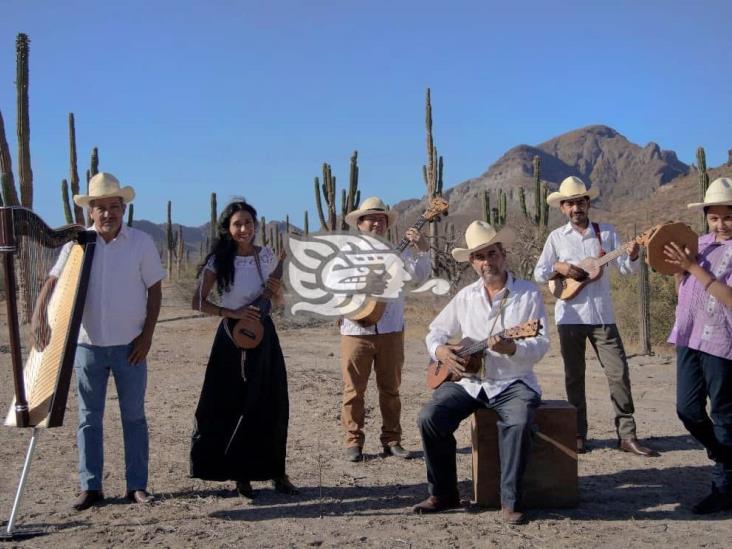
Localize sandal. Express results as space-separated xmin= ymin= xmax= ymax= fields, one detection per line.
xmin=272 ymin=475 xmax=299 ymax=495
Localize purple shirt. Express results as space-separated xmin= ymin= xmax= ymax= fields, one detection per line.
xmin=668 ymin=233 xmax=732 ymax=359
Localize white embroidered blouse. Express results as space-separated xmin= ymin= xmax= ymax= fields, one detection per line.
xmin=204 ymin=247 xmax=277 ymax=309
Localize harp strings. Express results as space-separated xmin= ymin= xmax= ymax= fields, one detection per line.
xmin=6 ymin=212 xmax=79 ymax=426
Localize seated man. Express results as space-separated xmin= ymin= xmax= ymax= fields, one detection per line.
xmin=414 ymin=221 xmax=549 ymax=525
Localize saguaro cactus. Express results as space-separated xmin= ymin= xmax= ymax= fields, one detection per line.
xmin=638 ymin=247 xmax=652 ymax=355
xmin=16 ymin=33 xmax=33 ymax=209
xmin=166 ymin=201 xmax=174 ymax=278
xmin=0 ymin=110 xmax=19 ymax=206
xmin=210 ymin=192 xmax=217 ymax=244
xmin=85 ymin=147 xmax=99 ymax=225
xmin=422 ymin=88 xmax=445 ymax=275
xmin=68 ymin=113 xmax=84 ymax=224
xmin=314 ymin=163 xmax=336 ymax=231
xmin=61 ymin=179 xmax=73 ymax=223
xmin=89 ymin=147 xmax=99 ymax=178
xmin=260 ymin=216 xmax=268 ymax=246
xmin=519 ymin=156 xmax=549 ymax=229
xmin=314 ymin=152 xmax=360 ymax=232
xmin=176 ymin=226 xmax=185 ymax=280
xmin=697 ymin=147 xmax=710 ymax=233
xmin=127 ymin=203 xmax=134 ymax=227
xmin=482 ymin=191 xmax=491 ymax=223
xmin=303 ymin=210 xmax=309 ymax=236
xmin=340 ymin=151 xmax=360 ymax=230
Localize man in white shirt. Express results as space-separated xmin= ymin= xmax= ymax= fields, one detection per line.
xmin=534 ymin=176 xmax=657 ymax=457
xmin=33 ymin=173 xmax=166 ymax=510
xmin=339 ymin=197 xmax=430 ymax=462
xmin=414 ymin=221 xmax=549 ymax=525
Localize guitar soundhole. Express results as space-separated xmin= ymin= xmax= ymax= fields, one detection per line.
xmin=239 ymin=328 xmax=255 ymax=339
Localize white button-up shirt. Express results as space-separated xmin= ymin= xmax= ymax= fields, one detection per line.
xmin=340 ymin=248 xmax=431 ymax=336
xmin=533 ymin=221 xmax=638 ymax=325
xmin=50 ymin=224 xmax=166 ymax=346
xmin=425 ymin=275 xmax=548 ymax=400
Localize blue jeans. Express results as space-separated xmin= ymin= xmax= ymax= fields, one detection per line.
xmin=417 ymin=381 xmax=540 ymax=508
xmin=676 ymin=346 xmax=732 ymax=493
xmin=75 ymin=343 xmax=148 ymax=492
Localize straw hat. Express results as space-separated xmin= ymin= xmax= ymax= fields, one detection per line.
xmin=687 ymin=177 xmax=732 ymax=210
xmin=451 ymin=220 xmax=516 ymax=262
xmin=345 ymin=196 xmax=398 ymax=228
xmin=73 ymin=172 xmax=135 ymax=208
xmin=546 ymin=176 xmax=599 ymax=208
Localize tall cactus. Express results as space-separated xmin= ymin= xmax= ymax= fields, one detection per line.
xmin=533 ymin=156 xmax=542 ymax=226
xmin=340 ymin=151 xmax=360 ymax=230
xmin=127 ymin=203 xmax=134 ymax=227
xmin=422 ymin=88 xmax=445 ymax=275
xmin=314 ymin=163 xmax=336 ymax=231
xmin=209 ymin=192 xmax=217 ymax=244
xmin=0 ymin=110 xmax=19 ymax=206
xmin=520 ymin=156 xmax=549 ymax=229
xmin=68 ymin=113 xmax=84 ymax=224
xmin=85 ymin=147 xmax=99 ymax=225
xmin=61 ymin=179 xmax=73 ymax=223
xmin=166 ymin=201 xmax=174 ymax=278
xmin=638 ymin=246 xmax=652 ymax=355
xmin=484 ymin=189 xmax=506 ymax=227
xmin=303 ymin=210 xmax=309 ymax=236
xmin=89 ymin=147 xmax=99 ymax=178
xmin=269 ymin=226 xmax=277 ymax=252
xmin=697 ymin=147 xmax=710 ymax=233
xmin=260 ymin=216 xmax=268 ymax=246
xmin=482 ymin=191 xmax=491 ymax=223
xmin=176 ymin=226 xmax=185 ymax=280
xmin=16 ymin=33 xmax=33 ymax=208
xmin=314 ymin=153 xmax=360 ymax=232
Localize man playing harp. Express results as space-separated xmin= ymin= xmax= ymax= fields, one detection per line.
xmin=32 ymin=173 xmax=165 ymax=511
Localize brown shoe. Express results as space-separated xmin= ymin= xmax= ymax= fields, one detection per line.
xmin=618 ymin=438 xmax=659 ymax=457
xmin=501 ymin=505 xmax=527 ymax=525
xmin=72 ymin=490 xmax=104 ymax=511
xmin=412 ymin=494 xmax=461 ymax=514
xmin=576 ymin=436 xmax=587 ymax=454
xmin=126 ymin=490 xmax=154 ymax=504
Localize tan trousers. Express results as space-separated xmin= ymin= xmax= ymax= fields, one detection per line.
xmin=340 ymin=332 xmax=404 ymax=448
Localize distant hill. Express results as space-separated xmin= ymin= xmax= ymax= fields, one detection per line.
xmin=134 ymin=124 xmax=726 ymax=248
xmin=390 ymin=124 xmax=702 ymax=241
xmin=131 ymin=219 xmax=298 ymax=254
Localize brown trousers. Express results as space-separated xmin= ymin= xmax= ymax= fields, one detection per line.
xmin=340 ymin=332 xmax=404 ymax=448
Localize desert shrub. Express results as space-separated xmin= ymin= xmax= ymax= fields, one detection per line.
xmin=610 ymin=268 xmax=677 ymax=352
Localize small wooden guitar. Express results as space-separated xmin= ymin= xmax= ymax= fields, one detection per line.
xmin=548 ymin=225 xmax=658 ymax=301
xmin=347 ymin=196 xmax=449 ymax=327
xmin=426 ymin=319 xmax=541 ymax=389
xmin=232 ymin=250 xmax=285 ymax=349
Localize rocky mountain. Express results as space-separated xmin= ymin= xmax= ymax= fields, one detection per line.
xmin=393 ymin=125 xmax=690 ymax=227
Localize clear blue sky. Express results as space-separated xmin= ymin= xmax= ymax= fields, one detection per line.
xmin=2 ymin=0 xmax=731 ymax=228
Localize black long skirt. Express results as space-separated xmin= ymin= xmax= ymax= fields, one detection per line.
xmin=190 ymin=317 xmax=289 ymax=482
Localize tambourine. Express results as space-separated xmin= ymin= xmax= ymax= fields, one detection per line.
xmin=644 ymin=222 xmax=698 ymax=275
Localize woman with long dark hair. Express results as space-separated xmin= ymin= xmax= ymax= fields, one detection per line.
xmin=189 ymin=200 xmax=297 ymax=497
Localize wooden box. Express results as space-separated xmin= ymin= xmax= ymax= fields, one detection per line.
xmin=470 ymin=399 xmax=578 ymax=508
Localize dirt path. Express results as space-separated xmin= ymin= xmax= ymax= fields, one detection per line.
xmin=1 ymin=283 xmax=730 ymax=548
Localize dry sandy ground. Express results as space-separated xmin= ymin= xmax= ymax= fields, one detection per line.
xmin=1 ymin=283 xmax=731 ymax=548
